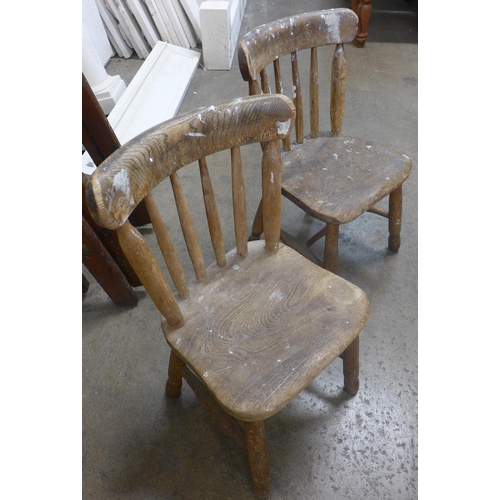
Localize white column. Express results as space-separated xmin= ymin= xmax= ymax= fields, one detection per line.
xmin=82 ymin=25 xmax=126 ymax=114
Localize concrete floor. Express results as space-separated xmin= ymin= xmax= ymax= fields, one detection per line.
xmin=83 ymin=1 xmax=417 ymax=498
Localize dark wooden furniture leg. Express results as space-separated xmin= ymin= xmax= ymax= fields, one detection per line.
xmin=82 ymin=216 xmax=138 ymax=307
xmin=82 ymin=74 xmax=150 ymax=227
xmin=350 ymin=0 xmax=372 ymax=48
xmin=341 ymin=336 xmax=360 ymax=395
xmin=388 ymin=185 xmax=403 ymax=252
xmin=165 ymin=351 xmax=184 ymax=397
xmin=83 ymin=73 xmax=151 ymax=303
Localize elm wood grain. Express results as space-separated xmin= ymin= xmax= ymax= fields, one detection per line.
xmin=162 ymin=241 xmax=369 ymax=421
xmin=87 ymin=94 xmax=370 ymax=498
xmin=238 ymin=8 xmax=412 ymax=274
xmin=350 ymin=0 xmax=372 ymax=48
xmin=280 ymin=134 xmax=411 ymax=225
xmin=82 ymin=216 xmax=138 ymax=306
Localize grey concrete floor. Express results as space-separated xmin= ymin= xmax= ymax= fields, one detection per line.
xmin=83 ymin=1 xmax=417 ymax=498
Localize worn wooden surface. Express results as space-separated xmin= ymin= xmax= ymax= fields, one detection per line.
xmin=238 ymin=9 xmax=358 ymax=82
xmin=280 ymin=133 xmax=412 ymax=224
xmin=87 ymin=95 xmax=294 ymax=231
xmin=162 ymin=241 xmax=369 ymax=421
xmin=238 ymin=9 xmax=412 ymax=273
xmin=86 ymin=93 xmax=370 ymax=499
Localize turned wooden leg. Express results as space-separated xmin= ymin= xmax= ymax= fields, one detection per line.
xmin=351 ymin=0 xmax=372 ymax=48
xmin=249 ymin=199 xmax=264 ymax=241
xmin=342 ymin=336 xmax=360 ymax=395
xmin=166 ymin=351 xmax=185 ymax=397
xmin=245 ymin=421 xmax=270 ymax=499
xmin=388 ymin=185 xmax=403 ymax=252
xmin=323 ymin=223 xmax=339 ymax=274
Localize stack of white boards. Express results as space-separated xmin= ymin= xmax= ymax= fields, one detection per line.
xmin=95 ymin=0 xmax=202 ymax=58
xmin=94 ymin=0 xmax=247 ymax=69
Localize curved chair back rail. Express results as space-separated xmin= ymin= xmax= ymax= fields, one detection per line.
xmin=87 ymin=95 xmax=295 ymax=230
xmin=238 ymin=8 xmax=358 ymax=144
xmin=238 ymin=8 xmax=358 ymax=81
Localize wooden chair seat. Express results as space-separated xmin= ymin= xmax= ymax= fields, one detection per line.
xmin=281 ymin=133 xmax=412 ymax=224
xmin=163 ymin=240 xmax=369 ymax=422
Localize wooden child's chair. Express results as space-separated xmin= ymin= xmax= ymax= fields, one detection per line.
xmin=86 ymin=94 xmax=370 ymax=498
xmin=238 ymin=8 xmax=412 ymax=274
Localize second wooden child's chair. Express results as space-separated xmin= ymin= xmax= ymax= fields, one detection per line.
xmin=238 ymin=8 xmax=412 ymax=273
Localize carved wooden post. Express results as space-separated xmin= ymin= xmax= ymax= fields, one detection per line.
xmin=350 ymin=0 xmax=372 ymax=48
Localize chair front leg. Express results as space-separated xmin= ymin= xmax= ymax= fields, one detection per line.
xmin=388 ymin=184 xmax=403 ymax=252
xmin=166 ymin=350 xmax=185 ymax=397
xmin=245 ymin=420 xmax=270 ymax=499
xmin=342 ymin=336 xmax=360 ymax=395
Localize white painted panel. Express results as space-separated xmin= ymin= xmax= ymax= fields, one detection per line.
xmin=109 ymin=43 xmax=200 ymax=141
xmin=158 ymin=0 xmax=190 ymax=49
xmin=96 ymin=0 xmax=134 ymax=58
xmin=82 ymin=42 xmax=200 ymax=174
xmin=179 ymin=0 xmax=201 ymax=39
xmin=105 ymin=0 xmax=151 ymax=58
xmin=124 ymin=0 xmax=161 ymax=49
xmin=172 ymin=0 xmax=198 ymax=47
xmin=143 ymin=0 xmax=175 ymax=44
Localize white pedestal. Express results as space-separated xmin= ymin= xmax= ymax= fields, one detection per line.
xmin=82 ymin=24 xmax=126 ymax=114
xmin=200 ymin=0 xmax=246 ymax=70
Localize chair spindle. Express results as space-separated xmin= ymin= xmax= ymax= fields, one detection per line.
xmin=260 ymin=68 xmax=271 ymax=94
xmin=261 ymin=140 xmax=282 ymax=254
xmin=231 ymin=146 xmax=248 ymax=257
xmin=330 ymin=43 xmax=347 ymax=137
xmin=249 ymin=80 xmax=262 ymax=96
xmin=291 ymin=51 xmax=304 ymax=144
xmin=310 ymin=47 xmax=319 ymax=138
xmin=144 ymin=193 xmax=190 ymax=299
xmin=170 ymin=172 xmax=207 ymax=282
xmin=198 ymin=157 xmax=227 ymax=268
xmin=273 ymin=58 xmax=291 ymax=151
xmin=116 ymin=221 xmax=184 ymax=327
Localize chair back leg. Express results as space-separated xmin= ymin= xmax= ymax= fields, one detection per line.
xmin=388 ymin=185 xmax=403 ymax=252
xmin=342 ymin=336 xmax=360 ymax=395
